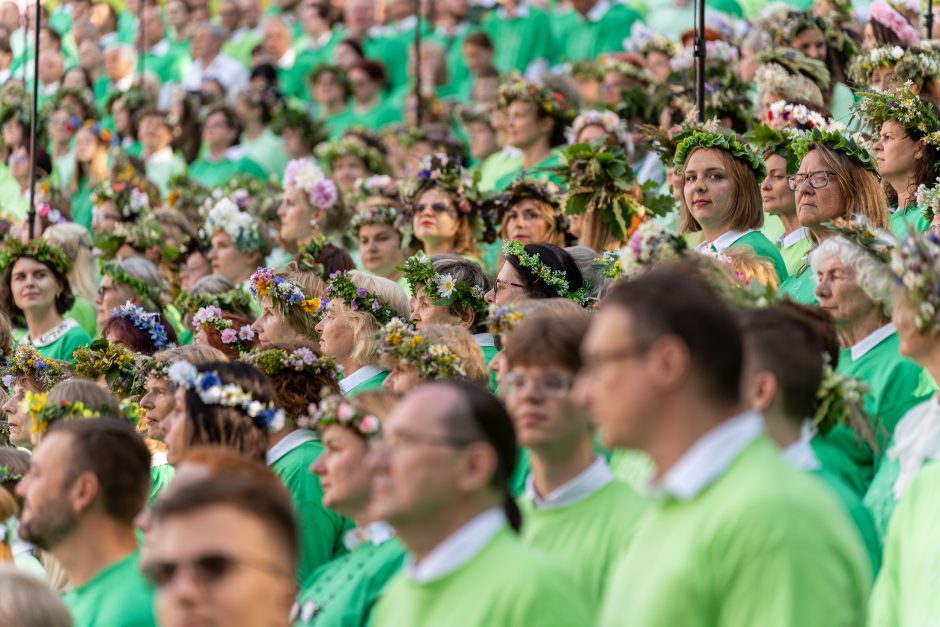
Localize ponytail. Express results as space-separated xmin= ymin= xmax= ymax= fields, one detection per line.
xmin=503 ymin=495 xmax=522 ymax=533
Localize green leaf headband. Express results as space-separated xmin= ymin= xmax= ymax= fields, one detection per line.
xmin=747 ymin=124 xmax=801 ymax=175
xmin=790 ymin=128 xmax=878 ymax=173
xmin=298 ymin=393 xmax=381 ymax=437
xmin=0 ymin=239 xmax=71 ymax=276
xmin=315 ymin=138 xmax=389 ymax=175
xmin=69 ymin=338 xmax=150 ymax=398
xmin=173 ymin=287 xmax=254 ymax=318
xmin=242 ymin=347 xmax=340 ymax=378
xmin=99 ymin=260 xmax=162 ymax=303
xmin=325 ymin=271 xmax=399 ymax=325
xmin=674 ymin=131 xmax=768 ymax=182
xmin=1 ymin=344 xmax=68 ymax=391
xmin=380 ymin=318 xmax=468 ymax=380
xmin=890 ymin=227 xmax=940 ymax=332
xmin=502 ymin=240 xmax=589 ymax=306
xmin=853 ymin=82 xmax=940 ymax=150
xmin=401 ymin=252 xmax=487 ymax=314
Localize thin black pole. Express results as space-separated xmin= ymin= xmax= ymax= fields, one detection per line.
xmin=27 ymin=0 xmax=40 ymax=240
xmin=413 ymin=0 xmax=422 ymax=126
xmin=694 ymin=0 xmax=706 ymax=122
xmin=928 ymin=0 xmax=934 ymax=40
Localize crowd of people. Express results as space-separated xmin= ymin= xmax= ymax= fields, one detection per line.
xmin=0 ymin=0 xmax=937 ymax=623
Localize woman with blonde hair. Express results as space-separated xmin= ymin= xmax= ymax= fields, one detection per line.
xmin=315 ymin=271 xmax=410 ymax=396
xmin=43 ymin=223 xmax=98 ymax=336
xmin=497 ymin=179 xmax=568 ymax=247
xmin=95 ymin=256 xmax=169 ymax=333
xmin=0 ymin=566 xmax=72 ymax=626
xmin=249 ymin=268 xmax=326 ymax=344
xmin=380 ymin=321 xmax=488 ymax=394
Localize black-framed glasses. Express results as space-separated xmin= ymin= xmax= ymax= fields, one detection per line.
xmin=787 ymin=170 xmax=837 ymax=191
xmin=503 ymin=371 xmax=574 ymax=396
xmin=493 ymin=279 xmax=525 ymax=296
xmin=141 ymin=553 xmax=290 ymax=588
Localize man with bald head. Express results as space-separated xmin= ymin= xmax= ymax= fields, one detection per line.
xmin=368 ymin=381 xmax=592 ymax=626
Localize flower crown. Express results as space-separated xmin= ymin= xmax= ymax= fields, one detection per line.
xmin=271 ymin=104 xmax=329 ymax=150
xmin=347 ymin=175 xmax=400 ymax=207
xmin=204 ymin=197 xmax=265 ymax=254
xmin=791 ymin=128 xmax=877 ymax=173
xmin=242 ymin=347 xmax=339 ymax=378
xmin=624 ymin=22 xmax=679 ymax=57
xmin=853 ymin=82 xmax=940 ymax=149
xmin=869 ymin=1 xmax=920 ymax=46
xmin=20 ymin=391 xmax=103 ymax=434
xmin=1 ymin=344 xmax=68 ymax=391
xmin=168 ymin=361 xmax=286 ymax=433
xmin=747 ymin=124 xmax=802 ymax=175
xmin=70 ymin=338 xmax=149 ymax=398
xmin=566 ymin=109 xmax=629 ymax=146
xmin=298 ymin=393 xmax=380 ymax=436
xmin=192 ymin=306 xmax=256 ymax=354
xmin=37 ymin=202 xmax=67 ymax=225
xmin=812 ymin=357 xmax=877 ymax=450
xmin=755 ymin=62 xmax=824 ymax=109
xmin=173 ymin=288 xmax=254 ymax=318
xmin=98 ymin=260 xmax=162 ymax=304
xmin=249 ymin=267 xmax=326 ymax=320
xmin=670 ymin=40 xmax=739 ymax=72
xmin=294 ymin=233 xmax=330 ymax=276
xmin=406 ymin=153 xmax=480 ymax=214
xmin=594 ymin=220 xmax=688 ymax=280
xmin=111 ymin=302 xmax=175 ymax=351
xmin=498 ymin=75 xmax=575 ymax=124
xmin=599 ymin=55 xmax=652 ymax=84
xmin=315 ymin=139 xmax=389 ymax=174
xmin=675 ymin=131 xmax=768 ymax=181
xmin=847 ymin=45 xmax=906 ymax=83
xmin=81 ymin=120 xmax=113 ymax=146
xmin=91 ymin=180 xmax=152 ymax=218
xmin=502 ymin=240 xmax=589 ymax=306
xmin=283 ymin=158 xmax=339 ymax=210
xmin=916 ymin=179 xmax=940 ymax=222
xmin=349 ymin=205 xmax=409 ymax=236
xmin=766 ymin=100 xmax=836 ymax=133
xmin=380 ymin=318 xmax=468 ymax=380
xmin=821 ymin=217 xmax=894 ymax=263
xmin=401 ymin=252 xmax=487 ymax=314
xmin=325 ymin=271 xmax=398 ymax=324
xmin=0 ymin=239 xmax=71 ymax=276
xmin=890 ymin=228 xmax=940 ymax=331
xmin=487 ymin=304 xmax=524 ymax=339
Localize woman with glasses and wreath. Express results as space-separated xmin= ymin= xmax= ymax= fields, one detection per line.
xmin=777 ymin=129 xmax=889 ymax=304
xmin=485 ymin=242 xmax=586 ymax=307
xmin=674 ymin=130 xmax=789 ymax=284
xmin=0 ymin=240 xmax=92 ymax=361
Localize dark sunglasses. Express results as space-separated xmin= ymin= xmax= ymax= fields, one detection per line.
xmin=141 ymin=553 xmax=288 ymax=588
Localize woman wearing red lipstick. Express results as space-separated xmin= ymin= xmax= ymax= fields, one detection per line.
xmin=675 ymin=130 xmax=788 ymax=284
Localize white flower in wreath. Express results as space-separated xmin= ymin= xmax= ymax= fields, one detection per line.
xmin=436 ymin=273 xmax=456 ymax=298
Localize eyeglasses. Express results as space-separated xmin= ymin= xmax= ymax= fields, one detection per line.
xmin=141 ymin=553 xmax=290 ymax=588
xmin=503 ymin=371 xmax=573 ymax=396
xmin=493 ymin=279 xmax=525 ymax=296
xmin=787 ymin=170 xmax=837 ymax=191
xmin=581 ymin=345 xmax=647 ymax=373
xmin=414 ymin=202 xmax=456 ymax=216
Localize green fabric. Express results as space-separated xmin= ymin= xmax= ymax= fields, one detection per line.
xmin=518 ymin=479 xmax=647 ymax=605
xmin=0 ymin=165 xmax=23 ymax=221
xmin=163 ymin=304 xmax=188 ymax=348
xmin=829 ymin=82 xmax=857 ymax=127
xmin=242 ymin=128 xmax=290 ymax=179
xmin=480 ymin=343 xmax=498 ymax=392
xmin=481 ymin=7 xmax=557 ymax=74
xmin=553 ymin=3 xmax=642 ymax=62
xmin=731 ymin=230 xmax=789 ymax=282
xmin=63 ymin=550 xmax=157 ymax=627
xmin=492 ymin=150 xmax=565 ymax=192
xmin=221 ymin=30 xmax=262 ymax=68
xmin=372 ymin=527 xmax=592 ymax=626
xmin=145 ymin=151 xmax=188 ymax=198
xmin=117 ymin=12 xmax=138 ymax=45
xmin=344 ymin=370 xmax=389 ymax=397
xmin=813 ymin=434 xmax=867 ymax=497
xmin=509 ymin=447 xmax=530 ymax=496
xmin=148 ymin=462 xmax=175 ymax=504
xmin=888 ymin=205 xmax=930 ymax=240
xmin=779 ymin=234 xmax=813 ymax=277
xmin=776 ymin=264 xmax=818 ymax=305
xmin=189 ymin=155 xmax=268 ymax=187
xmin=812 ymin=467 xmax=881 ymax=576
xmin=66 ymin=298 xmax=98 ymax=337
xmin=32 ymin=324 xmax=93 ymax=362
xmin=478 ymin=149 xmax=523 ymax=193
xmin=50 ymin=146 xmax=76 ymax=193
xmin=294 ymin=536 xmax=406 ymax=627
xmin=271 ymin=437 xmax=353 ymax=584
xmin=325 ymin=106 xmax=357 ymax=139
xmin=360 ymin=35 xmax=409 ymax=91
xmin=345 ymin=100 xmax=402 ymax=134
xmin=608 ymin=448 xmax=655 ymax=493
xmin=759 ymin=214 xmax=785 ymax=244
xmin=863 ymin=453 xmax=901 ymax=542
xmin=599 ymin=436 xmax=870 ymax=627
xmin=72 ymin=177 xmax=95 ymax=230
xmin=867 ymin=461 xmax=940 ymax=626
xmin=139 ymin=42 xmax=192 ymax=85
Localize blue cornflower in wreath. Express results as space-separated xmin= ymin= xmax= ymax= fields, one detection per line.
xmin=110 ymin=302 xmax=175 ymax=351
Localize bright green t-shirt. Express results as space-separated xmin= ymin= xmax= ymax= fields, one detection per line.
xmin=66 ymin=297 xmax=98 ymax=337
xmin=477 ymin=149 xmax=523 ymax=193
xmin=188 ymin=155 xmax=268 ymax=187
xmin=553 ymin=3 xmax=642 ymax=62
xmin=63 ymin=550 xmax=157 ymax=627
xmin=372 ymin=526 xmax=593 ymax=626
xmin=599 ymin=436 xmax=870 ymax=627
xmin=812 ymin=466 xmax=881 ymax=576
xmin=242 ymin=128 xmax=290 ymax=179
xmin=888 ymin=205 xmax=930 ymax=241
xmin=778 ymin=230 xmax=814 ymax=278
xmin=481 ymin=6 xmax=557 ymax=74
xmin=341 ymin=367 xmax=389 ymax=397
xmin=777 ymin=263 xmax=818 ymax=305
xmin=149 ymin=460 xmax=175 ymax=504
xmin=518 ymin=477 xmax=647 ymax=605
xmin=492 ymin=150 xmax=565 ymax=192
xmin=270 ymin=433 xmax=353 ymax=584
xmin=24 ymin=320 xmax=92 ymax=362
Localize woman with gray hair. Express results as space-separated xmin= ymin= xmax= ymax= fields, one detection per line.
xmin=0 ymin=566 xmax=72 ymax=626
xmin=565 ymin=246 xmax=609 ymax=305
xmin=808 ymin=233 xmax=935 ymax=496
xmin=95 ymin=256 xmax=170 ymax=332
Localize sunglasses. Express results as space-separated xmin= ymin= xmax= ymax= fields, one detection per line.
xmin=141 ymin=553 xmax=289 ymax=588
xmin=413 ymin=202 xmax=455 ymax=215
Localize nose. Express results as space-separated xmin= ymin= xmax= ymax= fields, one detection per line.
xmin=484 ymin=288 xmax=496 ymax=304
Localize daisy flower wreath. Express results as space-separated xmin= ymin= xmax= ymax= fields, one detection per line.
xmin=298 ymin=393 xmax=381 ymax=437
xmin=249 ymin=267 xmax=326 ymax=321
xmin=111 ymin=301 xmax=175 ymax=351
xmin=168 ymin=360 xmax=286 ymax=433
xmin=380 ymin=317 xmax=469 ymax=380
xmin=401 ymin=252 xmax=487 ymax=314
xmin=674 ymin=131 xmax=768 ymax=182
xmin=192 ymin=306 xmax=256 ymax=354
xmin=204 ymin=197 xmax=265 ymax=254
xmin=325 ymin=271 xmax=399 ymax=325
xmin=853 ymin=82 xmax=940 ymax=151
xmin=502 ymin=240 xmax=590 ymax=306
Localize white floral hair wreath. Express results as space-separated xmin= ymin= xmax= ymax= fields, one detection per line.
xmin=283 ymin=158 xmax=339 ymax=210
xmin=755 ymin=62 xmax=825 ymax=108
xmin=204 ymin=197 xmax=265 ymax=253
xmin=566 ymin=109 xmax=629 ymax=146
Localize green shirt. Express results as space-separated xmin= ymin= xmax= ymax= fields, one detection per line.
xmin=145 ymin=149 xmax=188 ymax=199
xmin=867 ymin=461 xmax=940 ymax=626
xmin=340 ymin=366 xmax=389 ymax=397
xmin=492 ymin=150 xmax=565 ymax=192
xmin=149 ymin=459 xmax=175 ymax=504
xmin=293 ymin=525 xmax=405 ymax=627
xmin=888 ymin=205 xmax=930 ymax=241
xmin=242 ymin=128 xmax=290 ymax=179
xmin=777 ymin=263 xmax=818 ymax=305
xmin=518 ymin=469 xmax=647 ymax=605
xmin=63 ymin=550 xmax=157 ymax=627
xmin=481 ymin=6 xmax=557 ymax=74
xmin=812 ymin=466 xmax=882 ymax=576
xmin=553 ymin=2 xmax=642 ymax=62
xmin=477 ymin=148 xmax=523 ymax=193
xmin=777 ymin=228 xmax=813 ymax=277
xmin=269 ymin=431 xmax=352 ymax=584
xmin=66 ymin=297 xmax=98 ymax=337
xmin=600 ymin=435 xmax=870 ymax=627
xmin=372 ymin=525 xmax=592 ymax=626
xmin=189 ymin=155 xmax=268 ymax=187
xmin=23 ymin=319 xmax=92 ymax=362
xmin=729 ymin=230 xmax=790 ymax=283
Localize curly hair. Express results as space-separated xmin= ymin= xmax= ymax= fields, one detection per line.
xmin=257 ymin=341 xmax=340 ymax=419
xmin=102 ymin=311 xmax=179 ymax=355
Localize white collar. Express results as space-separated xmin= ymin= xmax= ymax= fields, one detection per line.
xmin=224 ymin=144 xmax=246 ymax=161
xmin=473 ymin=332 xmax=495 ymax=348
xmin=888 ymin=395 xmax=940 ymax=498
xmin=779 ymin=227 xmax=810 ymax=249
xmin=343 ymin=521 xmax=396 ymax=551
xmin=525 ymin=456 xmax=613 ymax=510
xmin=585 ymin=0 xmax=612 ymax=22
xmin=782 ymin=421 xmax=821 ymax=471
xmin=40 ymin=81 xmax=60 ymax=96
xmin=151 ymin=451 xmax=168 ymax=468
xmin=654 ymin=410 xmax=764 ymax=501
xmin=266 ymin=429 xmax=317 ymax=466
xmin=23 ymin=319 xmax=78 ymax=348
xmin=115 ymin=74 xmax=135 ymax=92
xmin=339 ymin=364 xmax=384 ymax=395
xmin=149 ymin=39 xmax=170 ymax=56
xmin=696 ymin=229 xmax=755 ymax=253
xmin=305 ymin=31 xmax=333 ymax=49
xmin=406 ymin=508 xmax=505 ymax=583
xmin=394 ymin=15 xmax=418 ymax=32
xmin=366 ymin=25 xmax=386 ymax=39
xmin=849 ymin=323 xmax=896 ymax=361
xmin=277 ymin=48 xmax=296 ymax=69
xmin=148 ymin=146 xmax=175 ymax=163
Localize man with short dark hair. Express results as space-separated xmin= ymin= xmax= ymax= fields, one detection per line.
xmin=576 ymin=268 xmax=870 ymax=627
xmin=16 ymin=419 xmax=156 ymax=627
xmin=143 ymin=476 xmax=297 ymax=627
